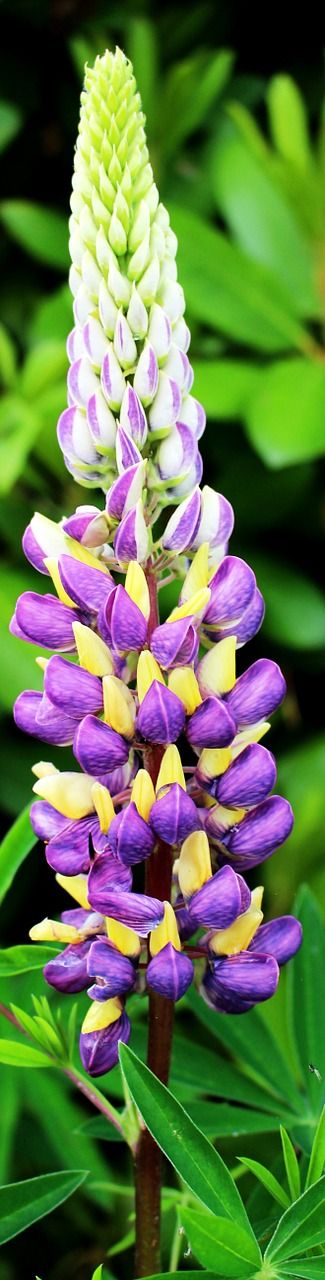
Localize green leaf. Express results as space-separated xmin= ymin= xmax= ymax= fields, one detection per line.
xmin=25 ymin=1073 xmax=115 ymax=1209
xmin=28 ymin=284 xmax=72 ymax=344
xmin=187 ymin=987 xmax=301 ymax=1114
xmin=0 ymin=1041 xmax=51 ymax=1069
xmin=186 ymin=1102 xmax=294 ymax=1138
xmin=288 ymin=887 xmax=325 ymax=1112
xmin=0 ymin=101 xmax=22 ymax=152
xmin=244 ymin=359 xmax=325 ymax=467
xmin=0 ymin=201 xmax=69 ymax=270
xmin=128 ymin=17 xmax=158 ymax=128
xmin=180 ymin=1206 xmax=261 ymax=1276
xmin=266 ymin=1176 xmax=325 ymax=1261
xmin=20 ymin=340 xmax=67 ymax=399
xmin=211 ymin=121 xmax=316 ymax=314
xmin=166 ymin=1028 xmax=288 ymax=1113
xmin=267 ymin=76 xmax=312 ymax=172
xmin=280 ymin=1128 xmax=301 ymax=1202
xmin=0 ymin=395 xmax=42 ymax=492
xmin=0 ymin=1169 xmax=87 ymax=1245
xmin=238 ymin=1157 xmax=290 ymax=1209
xmin=0 ymin=324 xmax=16 ymax=390
xmin=306 ymin=1109 xmax=325 ymax=1188
xmin=74 ymin=1117 xmax=123 ymax=1143
xmin=161 ymin=49 xmax=233 ymax=159
xmin=192 ymin=359 xmax=262 ymax=420
xmin=274 ymin=739 xmax=325 ymax=904
xmin=280 ymin=1262 xmax=325 ymax=1279
xmin=250 ymin=554 xmax=325 ymax=650
xmin=169 ymin=204 xmax=311 ymax=353
xmin=0 ymin=563 xmax=48 ymax=711
xmin=119 ymin=1044 xmax=253 ymax=1234
xmin=0 ymin=946 xmax=60 ymax=976
xmin=0 ymin=808 xmax=37 ymax=906
xmin=133 ymin=1275 xmax=219 ymax=1280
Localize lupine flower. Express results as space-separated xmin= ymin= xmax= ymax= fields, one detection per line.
xmin=11 ymin=47 xmax=301 ymax=1078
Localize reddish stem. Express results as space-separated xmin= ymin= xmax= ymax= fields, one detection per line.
xmin=134 ymin=566 xmax=175 ymax=1277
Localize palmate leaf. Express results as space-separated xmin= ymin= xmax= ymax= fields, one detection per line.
xmin=306 ymin=1109 xmax=325 ymax=1188
xmin=266 ymin=1176 xmax=325 ymax=1261
xmin=0 ymin=201 xmax=69 ymax=269
xmin=0 ymin=945 xmax=60 ymax=976
xmin=237 ymin=1157 xmax=290 ymax=1209
xmin=249 ymin=554 xmax=325 ymax=649
xmin=0 ymin=1170 xmax=87 ymax=1245
xmin=280 ymin=1128 xmax=301 ymax=1202
xmin=180 ymin=1206 xmax=261 ymax=1276
xmin=244 ymin=358 xmax=325 ymax=467
xmin=0 ymin=1040 xmax=51 ymax=1069
xmin=119 ymin=1043 xmax=253 ymax=1235
xmin=186 ymin=1102 xmax=294 ymax=1138
xmin=279 ymin=1262 xmax=325 ymax=1279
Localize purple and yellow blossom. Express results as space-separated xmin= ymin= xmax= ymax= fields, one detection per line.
xmin=11 ymin=47 xmax=301 ymax=1078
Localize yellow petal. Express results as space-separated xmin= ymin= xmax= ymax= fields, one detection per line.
xmin=55 ymin=873 xmax=90 ymax=909
xmin=198 ymin=748 xmax=232 ymax=780
xmin=73 ymin=622 xmax=114 ymax=676
xmin=44 ymin=557 xmax=76 ymax=607
xmin=91 ymin=782 xmax=115 ymax=833
xmin=131 ymin=769 xmax=156 ymax=820
xmin=81 ymin=996 xmax=122 ymax=1034
xmin=156 ymin=745 xmax=186 ymax=793
xmin=106 ymin=917 xmax=141 ymax=957
xmin=178 ymin=830 xmax=212 ymax=898
xmin=197 ymin=636 xmax=236 ymax=697
xmin=125 ymin=561 xmax=150 ymax=619
xmin=31 ymin=513 xmax=109 ymax=574
xmin=137 ymin=651 xmax=164 ymax=703
xmin=168 ymin=667 xmax=202 ymax=715
xmin=208 ymin=803 xmax=246 ymax=833
xmin=251 ymin=885 xmax=264 ymax=911
xmin=102 ymin=674 xmax=135 ymax=738
xmin=181 ymin=543 xmax=209 ymax=602
xmin=150 ymin=901 xmax=180 ymax=956
xmin=32 ymin=761 xmax=59 ymax=779
xmin=168 ymin=586 xmax=211 ymax=623
xmin=232 ymin=722 xmax=270 ymax=753
xmin=35 ymin=656 xmax=48 ymax=671
xmin=29 ymin=918 xmax=81 ymax=943
xmin=32 ymin=772 xmax=95 ymax=819
xmin=209 ymin=908 xmax=263 ymax=957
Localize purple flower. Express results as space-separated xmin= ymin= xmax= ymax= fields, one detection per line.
xmin=147 ymin=944 xmax=193 ymax=1001
xmin=87 ymin=939 xmax=136 ymax=997
xmin=79 ymin=1009 xmax=131 ymax=1077
xmin=136 ymin=681 xmax=186 ymax=745
xmin=44 ymin=940 xmax=91 ymax=993
xmin=108 ymin=802 xmax=155 ymax=865
xmin=150 ymin=784 xmax=201 ymax=845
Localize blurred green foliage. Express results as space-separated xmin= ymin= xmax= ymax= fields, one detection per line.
xmin=0 ymin=3 xmax=324 ymax=1278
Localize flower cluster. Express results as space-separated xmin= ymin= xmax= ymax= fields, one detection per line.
xmin=11 ymin=47 xmax=301 ymax=1078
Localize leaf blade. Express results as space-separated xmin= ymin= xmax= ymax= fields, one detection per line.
xmin=0 ymin=1169 xmax=87 ymax=1245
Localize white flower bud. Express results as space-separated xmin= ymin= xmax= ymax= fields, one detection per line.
xmin=113 ymin=311 xmax=137 ymax=369
xmin=98 ymin=280 xmax=118 ymax=337
xmin=133 ymin=342 xmax=159 ymax=406
xmin=127 ymin=286 xmax=149 ymax=338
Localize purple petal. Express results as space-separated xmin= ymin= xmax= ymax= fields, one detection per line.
xmin=210 ymin=952 xmax=279 ymax=1003
xmin=87 ymin=939 xmax=136 ymax=996
xmin=120 ymin=385 xmax=147 ymax=447
xmin=192 ymin=488 xmax=234 ymax=551
xmin=136 ymin=681 xmax=186 ymax=745
xmin=87 ymin=854 xmax=132 ymax=914
xmin=14 ymin=593 xmax=79 ymax=651
xmin=114 ymin=507 xmax=138 ymax=562
xmin=162 ymin=488 xmax=201 ymax=553
xmin=44 ymin=656 xmax=103 ymax=716
xmin=249 ymin=916 xmax=302 ymax=965
xmin=150 ymin=784 xmax=201 ymax=845
xmin=186 ymin=697 xmax=236 ymax=749
xmin=14 ymin=690 xmax=76 ymax=746
xmin=147 ymin=944 xmax=194 ymax=1001
xmin=62 ymin=508 xmax=103 ymax=543
xmin=108 ymin=803 xmax=155 ymax=866
xmin=58 ymin=555 xmax=114 ymax=612
xmin=102 ymin=585 xmax=147 ymax=652
xmin=46 ymin=815 xmax=106 ymax=875
xmin=222 ymin=795 xmax=294 ymax=869
xmin=203 ymin=557 xmax=256 ymax=628
xmin=74 ymin=715 xmax=130 ymax=775
xmin=87 ymin=884 xmax=164 ymax=936
xmin=223 ymin=588 xmax=265 ymax=648
xmin=213 ymin=744 xmax=277 ymax=808
xmin=22 ymin=524 xmax=49 ymax=574
xmin=79 ymin=1009 xmax=131 ymax=1076
xmin=188 ymin=865 xmax=242 ymax=929
xmin=30 ymin=801 xmax=69 ymax=842
xmin=106 ymin=465 xmax=144 ymax=523
xmin=44 ymin=940 xmax=91 ymax=993
xmin=225 ymin=659 xmax=286 ymax=728
xmin=116 ymin=425 xmax=142 ymax=472
xmin=150 ymin=618 xmax=198 ymax=670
